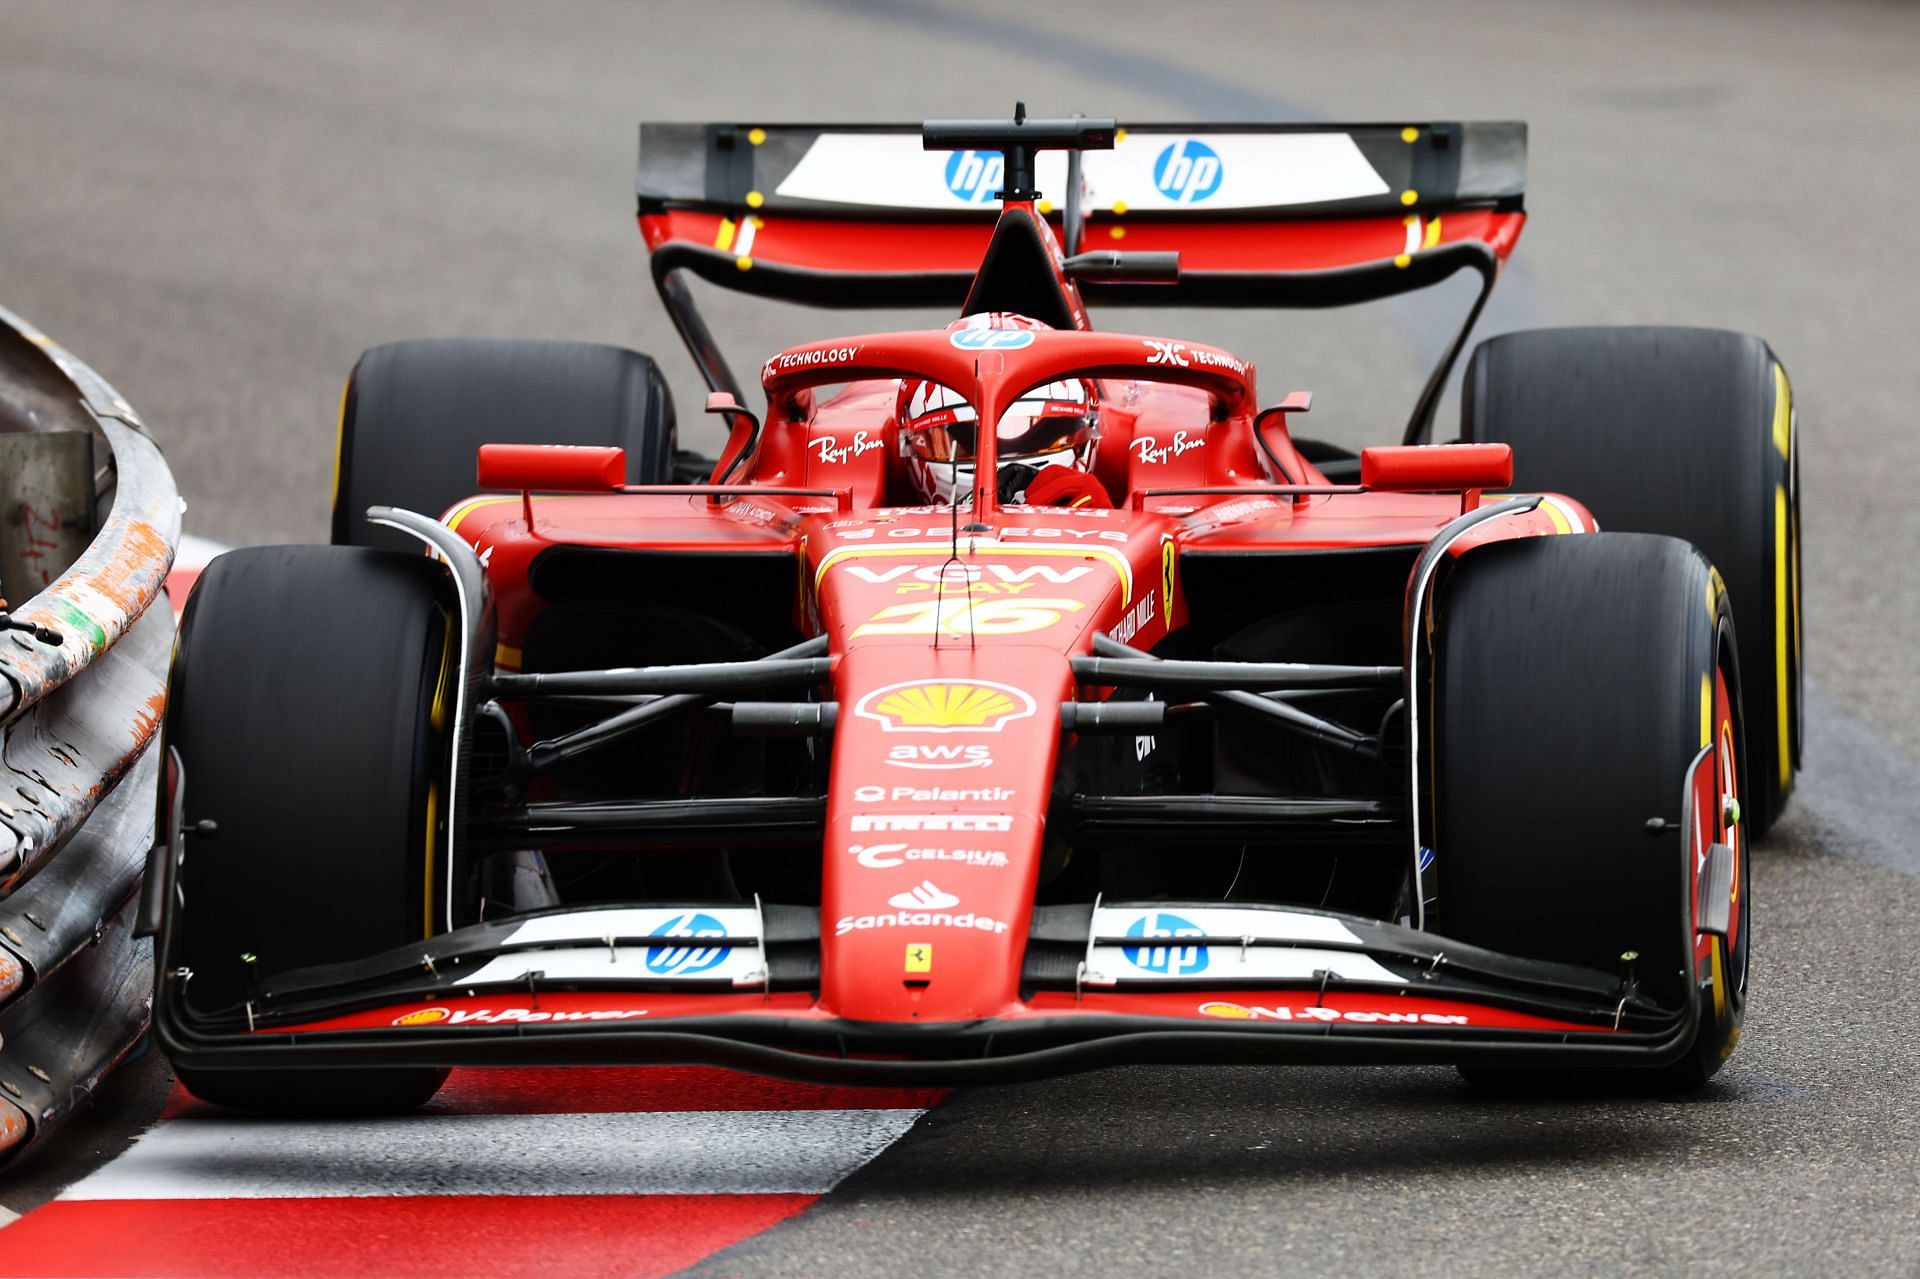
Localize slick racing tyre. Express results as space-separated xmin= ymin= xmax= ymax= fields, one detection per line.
xmin=165 ymin=545 xmax=456 ymax=1114
xmin=332 ymin=338 xmax=678 ymax=554
xmin=1433 ymin=533 xmax=1750 ymax=1091
xmin=1463 ymin=326 xmax=1799 ymax=837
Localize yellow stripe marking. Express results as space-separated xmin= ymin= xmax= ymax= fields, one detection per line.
xmin=1771 ymin=363 xmax=1791 ymax=459
xmin=1424 ymin=216 xmax=1443 ymax=248
xmin=330 ymin=378 xmax=351 ymax=511
xmin=494 ymin=642 xmax=523 ymax=667
xmin=1774 ymin=484 xmax=1791 ymax=786
xmin=1700 ymin=673 xmax=1713 ymax=750
xmin=1770 ymin=361 xmax=1794 ymax=786
xmin=1708 ymin=937 xmax=1727 ymax=1021
xmin=714 ymin=217 xmax=737 ymax=250
xmin=814 ymin=541 xmax=1132 ymax=604
xmin=1541 ymin=501 xmax=1571 ymax=534
xmin=443 ymin=494 xmax=520 ymax=532
xmin=422 ymin=782 xmax=440 ymax=938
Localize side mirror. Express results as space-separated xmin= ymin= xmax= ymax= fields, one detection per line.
xmin=1359 ymin=443 xmax=1512 ymax=492
xmin=706 ymin=391 xmax=763 ymax=485
xmin=476 ymin=443 xmax=626 ymax=492
xmin=1361 ymin=443 xmax=1512 ymax=512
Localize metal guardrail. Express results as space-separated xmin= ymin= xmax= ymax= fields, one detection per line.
xmin=0 ymin=302 xmax=180 ymax=1167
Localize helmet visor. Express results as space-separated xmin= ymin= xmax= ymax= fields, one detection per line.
xmin=907 ymin=380 xmax=1095 ymax=463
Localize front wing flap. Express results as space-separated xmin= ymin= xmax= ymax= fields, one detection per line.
xmin=156 ymin=901 xmax=1696 ymax=1085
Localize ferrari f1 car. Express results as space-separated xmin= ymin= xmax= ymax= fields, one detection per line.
xmin=150 ymin=111 xmax=1801 ymax=1109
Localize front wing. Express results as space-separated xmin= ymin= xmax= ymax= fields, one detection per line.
xmin=156 ymin=901 xmax=1697 ymax=1085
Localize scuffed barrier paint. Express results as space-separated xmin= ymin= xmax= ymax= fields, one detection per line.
xmin=0 ymin=304 xmax=177 ymax=1167
xmin=0 ymin=1094 xmax=27 ymax=1159
xmin=0 ymin=419 xmax=178 ymax=727
xmin=0 ymin=895 xmax=153 ymax=1161
xmin=0 ymin=741 xmax=160 ymax=1011
xmin=0 ymin=605 xmax=169 ymax=894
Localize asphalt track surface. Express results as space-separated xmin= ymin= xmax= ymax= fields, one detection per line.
xmin=2 ymin=0 xmax=1919 ymax=1274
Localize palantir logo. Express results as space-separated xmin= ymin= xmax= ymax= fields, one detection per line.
xmin=945 ymin=150 xmax=1004 ymax=204
xmin=644 ymin=911 xmax=730 ymax=976
xmin=1153 ymin=139 xmax=1223 ymax=204
xmin=1122 ymin=911 xmax=1209 ymax=976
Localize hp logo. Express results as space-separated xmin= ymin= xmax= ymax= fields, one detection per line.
xmin=944 ymin=150 xmax=1004 ymax=204
xmin=644 ymin=912 xmax=730 ymax=976
xmin=1122 ymin=912 xmax=1209 ymax=976
xmin=1153 ymin=139 xmax=1223 ymax=204
xmin=949 ymin=327 xmax=1036 ymax=351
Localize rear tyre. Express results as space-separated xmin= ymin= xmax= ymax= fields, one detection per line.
xmin=1434 ymin=533 xmax=1750 ymax=1091
xmin=332 ymin=338 xmax=678 ymax=554
xmin=1464 ymin=326 xmax=1799 ymax=836
xmin=166 ymin=545 xmax=456 ymax=1113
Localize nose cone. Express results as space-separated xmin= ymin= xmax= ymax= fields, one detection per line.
xmin=819 ymin=647 xmax=1067 ymax=1023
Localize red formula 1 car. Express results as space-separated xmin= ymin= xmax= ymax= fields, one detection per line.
xmin=149 ymin=112 xmax=1801 ymax=1110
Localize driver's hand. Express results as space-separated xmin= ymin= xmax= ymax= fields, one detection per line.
xmin=995 ymin=462 xmax=1043 ymax=504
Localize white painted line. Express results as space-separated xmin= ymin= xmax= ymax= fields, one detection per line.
xmin=0 ymin=1203 xmax=19 ymax=1226
xmin=61 ymin=1107 xmax=925 ymax=1200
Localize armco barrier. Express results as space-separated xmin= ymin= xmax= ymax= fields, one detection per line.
xmin=0 ymin=303 xmax=179 ymax=1166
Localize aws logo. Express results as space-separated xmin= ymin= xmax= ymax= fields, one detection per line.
xmin=855 ymin=680 xmax=1038 ymax=734
xmin=887 ymin=742 xmax=992 ymax=770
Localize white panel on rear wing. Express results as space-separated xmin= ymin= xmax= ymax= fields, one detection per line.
xmin=774 ymin=132 xmax=1387 ymax=213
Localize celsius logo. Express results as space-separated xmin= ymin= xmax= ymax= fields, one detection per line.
xmin=1122 ymin=911 xmax=1209 ymax=976
xmin=645 ymin=912 xmax=730 ymax=976
xmin=949 ymin=327 xmax=1035 ymax=351
xmin=944 ymin=149 xmax=1005 ymax=204
xmin=1153 ymin=139 xmax=1223 ymax=203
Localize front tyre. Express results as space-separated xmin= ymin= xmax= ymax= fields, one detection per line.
xmin=1433 ymin=533 xmax=1749 ymax=1090
xmin=165 ymin=545 xmax=456 ymax=1114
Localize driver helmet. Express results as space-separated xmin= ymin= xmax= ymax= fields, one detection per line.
xmin=899 ymin=313 xmax=1100 ymax=505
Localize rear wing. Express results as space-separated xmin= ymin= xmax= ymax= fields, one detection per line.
xmin=637 ymin=121 xmax=1527 ymax=438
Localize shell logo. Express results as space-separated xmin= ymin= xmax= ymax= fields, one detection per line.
xmin=392 ymin=1007 xmax=450 ymax=1027
xmin=1197 ymin=1000 xmax=1254 ymax=1019
xmin=855 ymin=680 xmax=1037 ymax=734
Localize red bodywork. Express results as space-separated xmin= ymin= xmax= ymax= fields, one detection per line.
xmin=169 ymin=123 xmax=1739 ymax=1079
xmin=401 ymin=194 xmax=1595 ymax=1040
